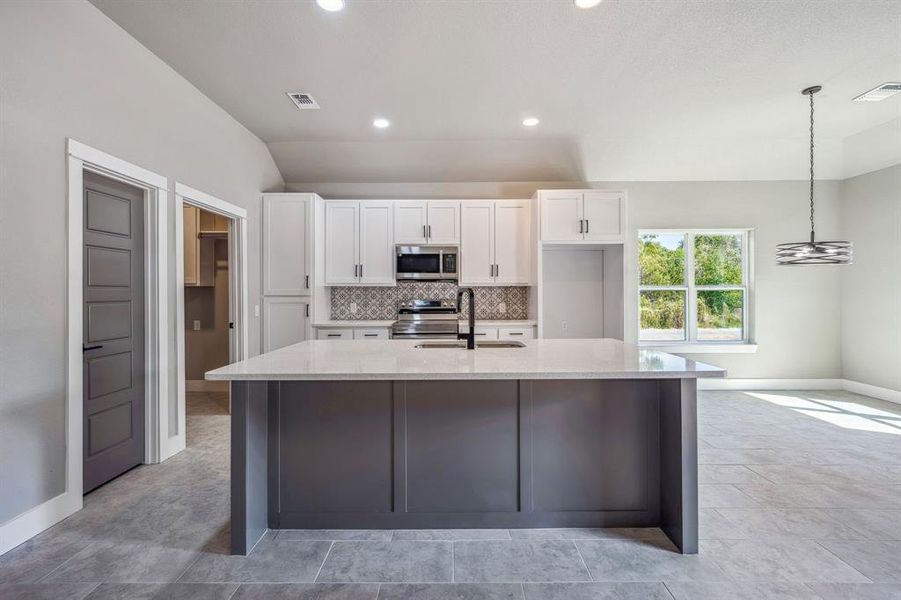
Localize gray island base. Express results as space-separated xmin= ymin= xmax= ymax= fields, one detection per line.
xmin=208 ymin=339 xmax=724 ymax=556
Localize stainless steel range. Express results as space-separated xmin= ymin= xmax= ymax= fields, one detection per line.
xmin=391 ymin=299 xmax=459 ymax=340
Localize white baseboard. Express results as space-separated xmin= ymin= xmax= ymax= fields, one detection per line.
xmin=0 ymin=490 xmax=82 ymax=556
xmin=698 ymin=378 xmax=844 ymax=391
xmin=842 ymin=379 xmax=901 ymax=405
xmin=698 ymin=377 xmax=901 ymax=405
xmin=186 ymin=379 xmax=228 ymax=392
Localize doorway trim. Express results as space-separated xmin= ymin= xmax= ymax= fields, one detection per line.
xmin=172 ymin=183 xmax=248 ymax=460
xmin=3 ymin=139 xmax=172 ymax=557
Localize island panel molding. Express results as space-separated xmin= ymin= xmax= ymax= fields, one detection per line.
xmin=228 ymin=376 xmax=695 ymax=554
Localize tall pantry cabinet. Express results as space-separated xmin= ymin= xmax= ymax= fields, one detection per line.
xmin=260 ymin=194 xmax=313 ymax=352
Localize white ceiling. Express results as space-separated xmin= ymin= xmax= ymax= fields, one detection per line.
xmin=91 ymin=0 xmax=901 ymax=183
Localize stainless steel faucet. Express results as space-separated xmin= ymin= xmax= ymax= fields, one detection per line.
xmin=457 ymin=287 xmax=476 ymax=349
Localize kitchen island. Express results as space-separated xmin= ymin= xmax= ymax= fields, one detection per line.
xmin=206 ymin=338 xmax=725 ymax=555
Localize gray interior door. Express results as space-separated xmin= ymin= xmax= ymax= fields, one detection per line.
xmin=82 ymin=171 xmax=145 ymax=493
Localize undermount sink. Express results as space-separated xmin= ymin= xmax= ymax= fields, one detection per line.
xmin=414 ymin=340 xmax=526 ymax=349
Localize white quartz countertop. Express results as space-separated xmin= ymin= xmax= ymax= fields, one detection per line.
xmin=206 ymin=338 xmax=726 ymax=381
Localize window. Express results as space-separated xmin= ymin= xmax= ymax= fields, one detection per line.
xmin=639 ymin=230 xmax=751 ymax=345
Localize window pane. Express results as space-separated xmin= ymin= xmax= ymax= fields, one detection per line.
xmin=694 ymin=233 xmax=743 ymax=285
xmin=640 ymin=290 xmax=686 ymax=341
xmin=639 ymin=234 xmax=685 ymax=286
xmin=697 ymin=290 xmax=744 ymax=341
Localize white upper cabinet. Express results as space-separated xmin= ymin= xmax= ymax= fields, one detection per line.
xmin=426 ymin=201 xmax=461 ymax=244
xmin=494 ymin=200 xmax=531 ymax=285
xmin=324 ymin=201 xmax=360 ymax=285
xmin=262 ymin=194 xmax=311 ymax=295
xmin=393 ymin=200 xmax=460 ymax=245
xmin=540 ymin=191 xmax=583 ymax=241
xmin=393 ymin=201 xmax=428 ymax=244
xmin=460 ymin=201 xmax=495 ymax=286
xmin=539 ymin=190 xmax=626 ymax=243
xmin=582 ymin=191 xmax=625 ymax=241
xmin=460 ymin=200 xmax=531 ymax=286
xmin=325 ymin=200 xmax=394 ymax=286
xmin=359 ymin=201 xmax=394 ymax=285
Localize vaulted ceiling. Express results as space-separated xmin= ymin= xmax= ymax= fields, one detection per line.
xmin=91 ymin=0 xmax=901 ymax=183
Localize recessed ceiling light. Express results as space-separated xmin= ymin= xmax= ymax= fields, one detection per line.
xmin=372 ymin=117 xmax=390 ymax=129
xmin=316 ymin=0 xmax=345 ymax=12
xmin=522 ymin=117 xmax=540 ymax=127
xmin=574 ymin=0 xmax=602 ymax=8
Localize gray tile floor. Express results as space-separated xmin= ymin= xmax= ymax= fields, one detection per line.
xmin=2 ymin=389 xmax=900 ymax=599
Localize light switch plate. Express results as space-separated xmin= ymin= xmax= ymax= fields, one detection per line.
xmin=193 ymin=320 xmax=201 ymax=331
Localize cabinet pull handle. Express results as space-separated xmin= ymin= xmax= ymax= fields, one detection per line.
xmin=585 ymin=219 xmax=589 ymax=234
xmin=327 ymin=334 xmax=342 ymax=337
xmin=423 ymin=225 xmax=426 ymax=238
xmin=82 ymin=344 xmax=103 ymax=352
xmin=305 ymin=304 xmax=310 ymax=318
xmin=508 ymin=332 xmax=523 ymax=336
xmin=579 ymin=219 xmax=584 ymax=234
xmin=359 ymin=264 xmax=363 ymax=278
xmin=364 ymin=333 xmax=378 ymax=337
xmin=495 ymin=264 xmax=499 ymax=278
xmin=428 ymin=225 xmax=431 ymax=238
xmin=305 ymin=274 xmax=309 ymax=289
xmin=354 ymin=264 xmax=358 ymax=277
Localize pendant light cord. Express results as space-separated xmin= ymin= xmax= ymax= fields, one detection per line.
xmin=809 ymin=90 xmax=815 ymax=242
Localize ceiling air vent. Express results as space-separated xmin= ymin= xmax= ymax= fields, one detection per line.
xmin=853 ymin=82 xmax=901 ymax=102
xmin=286 ymin=92 xmax=320 ymax=109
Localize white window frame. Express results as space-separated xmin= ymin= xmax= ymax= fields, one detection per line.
xmin=638 ymin=228 xmax=756 ymax=353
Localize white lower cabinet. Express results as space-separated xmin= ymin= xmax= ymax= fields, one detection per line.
xmin=317 ymin=328 xmax=354 ymax=340
xmin=353 ymin=328 xmax=390 ymax=340
xmin=498 ymin=326 xmax=535 ymax=340
xmin=459 ymin=323 xmax=535 ymax=341
xmin=262 ymin=297 xmax=310 ymax=352
xmin=316 ymin=327 xmax=391 ymax=340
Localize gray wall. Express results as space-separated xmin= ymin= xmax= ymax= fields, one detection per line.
xmin=290 ymin=180 xmax=844 ymax=379
xmin=0 ymin=1 xmax=283 ymax=523
xmin=840 ymin=164 xmax=901 ymax=391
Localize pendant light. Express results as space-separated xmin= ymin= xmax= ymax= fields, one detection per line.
xmin=776 ymin=86 xmax=852 ymax=265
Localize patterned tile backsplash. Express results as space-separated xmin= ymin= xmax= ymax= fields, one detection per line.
xmin=330 ymin=281 xmax=529 ymax=320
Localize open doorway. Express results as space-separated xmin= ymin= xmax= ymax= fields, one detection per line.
xmin=170 ymin=183 xmax=248 ymax=462
xmin=182 ymin=205 xmax=232 ymax=415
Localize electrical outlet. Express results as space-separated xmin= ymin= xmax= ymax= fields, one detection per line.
xmin=497 ymin=302 xmax=507 ymax=314
xmin=254 ymin=304 xmax=260 ymax=317
xmin=193 ymin=320 xmax=201 ymax=331
xmin=350 ymin=302 xmax=358 ymax=314
xmin=561 ymin=320 xmax=568 ymax=331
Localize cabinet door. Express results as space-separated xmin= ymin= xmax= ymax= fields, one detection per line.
xmin=394 ymin=201 xmax=428 ymax=244
xmin=359 ymin=201 xmax=395 ymax=285
xmin=263 ymin=195 xmax=310 ymax=295
xmin=426 ymin=200 xmax=461 ymax=244
xmin=582 ymin=191 xmax=625 ymax=241
xmin=494 ymin=200 xmax=531 ymax=285
xmin=324 ymin=201 xmax=360 ymax=285
xmin=460 ymin=201 xmax=495 ymax=285
xmin=540 ymin=191 xmax=583 ymax=241
xmin=353 ymin=328 xmax=390 ymax=340
xmin=316 ymin=328 xmax=353 ymax=340
xmin=182 ymin=205 xmax=199 ymax=285
xmin=262 ymin=297 xmax=309 ymax=352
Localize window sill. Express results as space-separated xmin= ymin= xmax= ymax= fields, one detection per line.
xmin=641 ymin=343 xmax=758 ymax=354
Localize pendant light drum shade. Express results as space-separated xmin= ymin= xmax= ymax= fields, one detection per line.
xmin=777 ymin=86 xmax=852 ymax=265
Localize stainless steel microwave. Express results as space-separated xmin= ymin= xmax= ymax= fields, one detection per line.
xmin=395 ymin=245 xmax=459 ymax=281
